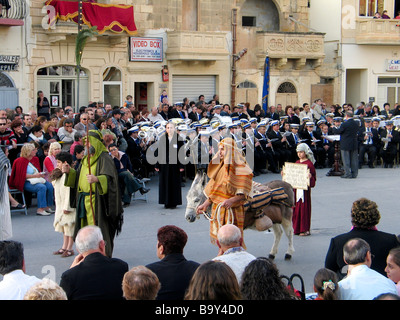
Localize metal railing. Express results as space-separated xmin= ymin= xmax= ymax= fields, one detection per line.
xmin=1 ymin=0 xmax=27 ymax=20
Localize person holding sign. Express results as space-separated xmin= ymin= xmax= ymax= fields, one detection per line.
xmin=291 ymin=143 xmax=316 ymax=236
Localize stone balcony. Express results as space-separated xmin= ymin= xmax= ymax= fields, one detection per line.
xmin=256 ymin=31 xmax=325 ymax=70
xmin=166 ymin=31 xmax=230 ymax=61
xmin=356 ymin=19 xmax=400 ymax=45
xmin=30 ymin=0 xmax=133 ymax=44
xmin=0 ymin=0 xmax=27 ymax=26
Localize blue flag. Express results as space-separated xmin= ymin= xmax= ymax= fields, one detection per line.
xmin=262 ymin=56 xmax=270 ymax=115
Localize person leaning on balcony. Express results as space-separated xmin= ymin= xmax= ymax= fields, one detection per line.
xmin=395 ymin=11 xmax=400 ymax=19
xmin=381 ymin=10 xmax=391 ymax=19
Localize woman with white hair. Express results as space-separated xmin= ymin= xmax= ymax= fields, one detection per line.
xmin=43 ymin=142 xmax=62 ymax=182
xmin=292 ymin=143 xmax=316 ymax=236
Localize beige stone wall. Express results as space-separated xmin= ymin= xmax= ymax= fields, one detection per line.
xmin=16 ymin=0 xmax=336 ymax=110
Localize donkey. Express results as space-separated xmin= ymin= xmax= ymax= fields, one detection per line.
xmin=185 ymin=171 xmax=295 ymax=260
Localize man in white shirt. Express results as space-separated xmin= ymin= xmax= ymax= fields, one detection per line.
xmin=212 ymin=224 xmax=256 ymax=284
xmin=339 ymin=238 xmax=398 ymax=300
xmin=0 ymin=241 xmax=41 ymax=300
xmin=148 ymin=106 xmax=165 ymax=124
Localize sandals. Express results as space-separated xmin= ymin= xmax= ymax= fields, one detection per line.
xmin=61 ymin=250 xmax=75 ymax=258
xmin=11 ymin=203 xmax=26 ymax=209
xmin=299 ymin=231 xmax=311 ymax=236
xmin=53 ymin=248 xmax=66 ymax=255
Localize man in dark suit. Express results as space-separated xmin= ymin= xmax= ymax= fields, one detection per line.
xmin=146 ymin=225 xmax=200 ymax=300
xmin=358 ymin=118 xmax=380 ymax=168
xmin=300 ymin=121 xmax=325 ymax=168
xmin=255 ymin=123 xmax=279 ymax=173
xmin=266 ymin=105 xmax=280 ymax=121
xmin=60 ymin=226 xmax=129 ymax=300
xmin=170 ymin=103 xmax=186 ymax=120
xmin=230 ymin=105 xmax=249 ymax=120
xmin=337 ymin=111 xmax=360 ymax=178
xmin=267 ymin=120 xmax=291 ymax=168
xmin=379 ymin=120 xmax=400 ymax=168
xmin=159 ymin=103 xmax=170 ymax=121
xmin=325 ymin=198 xmax=400 ymax=280
xmin=188 ymin=106 xmax=203 ymax=123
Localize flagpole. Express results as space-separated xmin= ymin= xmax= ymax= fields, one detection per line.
xmin=76 ymin=0 xmax=83 ymax=114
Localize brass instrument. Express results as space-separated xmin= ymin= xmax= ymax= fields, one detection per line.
xmin=382 ymin=129 xmax=391 ymax=151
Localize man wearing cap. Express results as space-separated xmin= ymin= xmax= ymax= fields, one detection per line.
xmin=331 ymin=117 xmax=343 ymax=134
xmin=337 ymin=111 xmax=360 ymax=179
xmin=286 ymin=124 xmax=301 ymax=162
xmin=358 ymin=118 xmax=379 ymax=169
xmin=379 ymin=120 xmax=400 ymax=168
xmin=267 ymin=120 xmax=291 ymax=168
xmin=255 ymin=123 xmax=279 ymax=173
xmin=301 ymin=122 xmax=325 ymax=169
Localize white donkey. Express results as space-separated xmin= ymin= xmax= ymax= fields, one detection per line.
xmin=185 ymin=171 xmax=295 ymax=260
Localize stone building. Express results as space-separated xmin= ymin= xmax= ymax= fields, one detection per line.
xmin=310 ymin=0 xmax=400 ymax=108
xmin=1 ymin=0 xmax=331 ymax=113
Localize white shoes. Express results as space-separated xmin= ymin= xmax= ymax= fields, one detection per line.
xmin=36 ymin=210 xmax=51 ymax=216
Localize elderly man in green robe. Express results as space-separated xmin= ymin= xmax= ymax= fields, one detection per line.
xmin=62 ymin=130 xmax=123 ymax=257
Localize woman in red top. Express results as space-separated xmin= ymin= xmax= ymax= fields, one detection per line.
xmin=292 ymin=143 xmax=316 ymax=236
xmin=43 ymin=142 xmax=62 ymax=182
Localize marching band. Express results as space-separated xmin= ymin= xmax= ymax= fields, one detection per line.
xmin=124 ymin=104 xmax=400 ymax=178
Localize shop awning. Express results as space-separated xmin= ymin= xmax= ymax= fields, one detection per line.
xmin=45 ymin=0 xmax=137 ymax=35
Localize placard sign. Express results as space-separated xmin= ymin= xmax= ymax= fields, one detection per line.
xmin=129 ymin=37 xmax=163 ymax=62
xmin=387 ymin=59 xmax=400 ymax=72
xmin=0 ymin=55 xmax=20 ymax=71
xmin=281 ymin=162 xmax=310 ymax=190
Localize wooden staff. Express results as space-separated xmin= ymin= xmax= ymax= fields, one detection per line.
xmin=86 ymin=128 xmax=95 ymax=223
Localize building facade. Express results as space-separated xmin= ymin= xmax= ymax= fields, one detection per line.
xmin=310 ymin=0 xmax=400 ymax=108
xmin=1 ymin=0 xmax=332 ymax=113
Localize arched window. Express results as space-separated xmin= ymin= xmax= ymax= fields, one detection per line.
xmin=0 ymin=72 xmax=14 ymax=87
xmin=277 ymin=82 xmax=296 ymax=93
xmin=237 ymin=80 xmax=257 ymax=89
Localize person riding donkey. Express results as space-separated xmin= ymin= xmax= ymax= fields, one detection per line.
xmin=196 ymin=137 xmax=257 ymax=249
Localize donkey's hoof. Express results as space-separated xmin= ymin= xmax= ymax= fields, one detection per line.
xmin=268 ymin=254 xmax=275 ymax=260
xmin=284 ymin=254 xmax=292 ymax=260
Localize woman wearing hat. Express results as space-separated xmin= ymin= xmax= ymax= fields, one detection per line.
xmin=292 ymin=143 xmax=316 ymax=236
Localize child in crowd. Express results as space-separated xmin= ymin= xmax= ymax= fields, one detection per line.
xmin=50 ymin=151 xmax=76 ymax=258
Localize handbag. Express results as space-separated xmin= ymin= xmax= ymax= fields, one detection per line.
xmin=281 ymin=273 xmax=306 ymax=300
xmin=27 ymin=177 xmax=46 ymax=185
xmin=27 ymin=163 xmax=46 ymax=185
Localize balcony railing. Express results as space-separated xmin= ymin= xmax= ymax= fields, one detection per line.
xmin=0 ymin=0 xmax=27 ymax=26
xmin=256 ymin=31 xmax=325 ymax=69
xmin=356 ymin=18 xmax=400 ymax=45
xmin=166 ymin=31 xmax=230 ymax=61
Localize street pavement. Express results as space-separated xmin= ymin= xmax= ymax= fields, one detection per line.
xmin=4 ymin=165 xmax=400 ymax=293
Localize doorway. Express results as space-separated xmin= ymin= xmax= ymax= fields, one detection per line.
xmin=236 ymin=80 xmax=258 ymax=108
xmin=135 ymin=82 xmax=154 ymax=111
xmin=0 ymin=72 xmax=18 ymax=110
xmin=275 ymin=82 xmax=298 ymax=107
